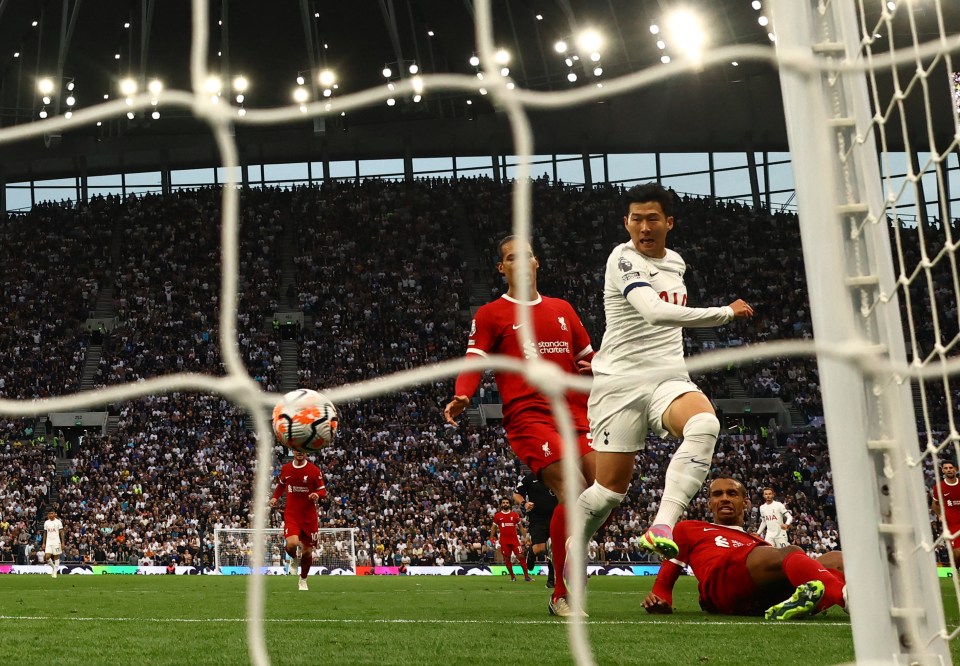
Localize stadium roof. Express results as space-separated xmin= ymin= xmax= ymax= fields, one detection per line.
xmin=0 ymin=1 xmax=957 ymax=182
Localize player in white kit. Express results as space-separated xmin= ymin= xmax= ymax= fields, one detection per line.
xmin=576 ymin=183 xmax=754 ymax=560
xmin=757 ymin=487 xmax=793 ymax=547
xmin=42 ymin=510 xmax=64 ymax=578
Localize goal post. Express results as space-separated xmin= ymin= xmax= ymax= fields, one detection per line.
xmin=771 ymin=0 xmax=951 ymax=663
xmin=213 ymin=527 xmax=358 ymax=574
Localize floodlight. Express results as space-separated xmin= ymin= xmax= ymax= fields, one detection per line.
xmin=205 ymin=76 xmax=222 ymax=93
xmin=38 ymin=78 xmax=55 ymax=95
xmin=293 ymin=87 xmax=309 ymax=103
xmin=494 ymin=49 xmax=510 ymax=65
xmin=319 ymin=69 xmax=336 ymax=87
xmin=148 ymin=79 xmax=163 ymax=95
xmin=576 ymin=29 xmax=603 ymax=54
xmin=233 ymin=76 xmax=248 ymax=92
xmin=119 ymin=78 xmax=137 ymax=96
xmin=382 ymin=67 xmax=392 ymax=78
xmin=554 ymin=41 xmax=567 ymax=53
xmin=469 ymin=55 xmax=480 ymax=67
xmin=409 ymin=63 xmax=419 ymax=74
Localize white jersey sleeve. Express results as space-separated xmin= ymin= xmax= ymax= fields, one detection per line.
xmin=592 ymin=242 xmax=732 ymax=378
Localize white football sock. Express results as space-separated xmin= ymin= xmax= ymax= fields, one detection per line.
xmin=576 ymin=482 xmax=626 ymax=544
xmin=654 ymin=412 xmax=720 ymax=527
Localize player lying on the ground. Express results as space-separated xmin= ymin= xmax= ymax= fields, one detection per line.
xmin=642 ymin=477 xmax=846 ymax=620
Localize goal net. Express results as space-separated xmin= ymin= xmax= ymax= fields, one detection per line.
xmin=213 ymin=527 xmax=357 ymax=575
xmin=771 ymin=0 xmax=958 ymax=663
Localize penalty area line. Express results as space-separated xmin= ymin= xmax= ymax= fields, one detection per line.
xmin=0 ymin=615 xmax=852 ymax=627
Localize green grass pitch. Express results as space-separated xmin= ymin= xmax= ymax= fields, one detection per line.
xmin=0 ymin=574 xmax=955 ymax=665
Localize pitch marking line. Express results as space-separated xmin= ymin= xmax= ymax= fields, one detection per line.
xmin=0 ymin=615 xmax=851 ymax=627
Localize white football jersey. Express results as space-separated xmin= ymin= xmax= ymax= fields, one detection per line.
xmin=757 ymin=501 xmax=792 ymax=538
xmin=592 ymin=241 xmax=730 ymax=378
xmin=44 ymin=519 xmax=63 ymax=547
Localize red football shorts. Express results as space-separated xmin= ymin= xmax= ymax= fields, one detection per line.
xmin=500 ymin=542 xmax=524 ymax=562
xmin=284 ymin=515 xmax=319 ymax=547
xmin=697 ymin=542 xmax=786 ymax=615
xmin=505 ymin=410 xmax=592 ymax=476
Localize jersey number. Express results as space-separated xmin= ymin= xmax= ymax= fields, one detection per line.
xmin=659 ymin=292 xmax=687 ymax=306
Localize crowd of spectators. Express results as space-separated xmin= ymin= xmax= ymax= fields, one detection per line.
xmin=1 ymin=178 xmax=955 ymax=568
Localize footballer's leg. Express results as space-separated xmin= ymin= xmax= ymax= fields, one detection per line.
xmin=284 ymin=534 xmax=301 ymax=581
xmin=746 ymin=545 xmax=845 ymax=618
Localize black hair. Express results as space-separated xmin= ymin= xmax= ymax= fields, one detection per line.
xmin=623 ymin=182 xmax=675 ymax=218
xmin=496 ymin=235 xmax=534 ymax=261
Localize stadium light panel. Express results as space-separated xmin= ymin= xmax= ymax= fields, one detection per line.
xmin=567 ymin=71 xmax=577 ymax=82
xmin=66 ymin=81 xmax=74 ymax=91
xmin=292 ymin=87 xmax=309 ymax=103
xmin=65 ymin=95 xmax=75 ymax=106
xmin=664 ymin=9 xmax=707 ymax=61
xmin=576 ymin=29 xmax=603 ymax=54
xmin=427 ymin=30 xmax=434 ymax=36
xmin=387 ymin=98 xmax=396 ymax=106
xmin=758 ymin=16 xmax=769 ymax=27
xmin=412 ymin=76 xmax=424 ymax=93
xmin=500 ymin=67 xmax=510 ymax=77
xmin=124 ymin=22 xmax=130 ymax=28
xmin=13 ymin=52 xmax=20 ymax=58
xmin=205 ymin=76 xmax=222 ymax=94
xmin=41 ymin=96 xmax=51 ymax=105
xmin=148 ymin=79 xmax=163 ymax=95
xmin=65 ymin=111 xmax=72 ymax=119
xmin=554 ymin=40 xmax=567 ymax=53
xmin=38 ymin=109 xmax=47 ymax=118
xmin=751 ymin=1 xmax=761 ymax=10
xmin=37 ymin=78 xmax=55 ymax=95
xmin=469 ymin=55 xmax=480 ymax=67
xmin=233 ymin=76 xmax=248 ymax=92
xmin=494 ymin=49 xmax=511 ymax=65
xmin=319 ymin=69 xmax=336 ymax=86
xmin=31 ymin=20 xmax=38 ymax=27
xmin=650 ymin=24 xmax=660 ymax=35
xmin=119 ymin=78 xmax=137 ymax=96
xmin=126 ymin=111 xmax=134 ymax=119
xmin=151 ymin=110 xmax=160 ymax=120
xmin=382 ymin=67 xmax=392 ymax=78
xmin=296 ymin=75 xmax=305 ymax=86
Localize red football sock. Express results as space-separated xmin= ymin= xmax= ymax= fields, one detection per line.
xmin=782 ymin=551 xmax=844 ymax=610
xmin=517 ymin=547 xmax=530 ymax=578
xmin=551 ymin=503 xmax=569 ymax=601
xmin=300 ymin=553 xmax=312 ymax=579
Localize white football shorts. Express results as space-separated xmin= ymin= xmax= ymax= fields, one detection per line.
xmin=44 ymin=544 xmax=62 ymax=556
xmin=588 ymin=375 xmax=702 ymax=453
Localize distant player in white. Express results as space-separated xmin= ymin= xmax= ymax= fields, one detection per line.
xmin=42 ymin=510 xmax=64 ymax=578
xmin=576 ymin=183 xmax=754 ymax=560
xmin=757 ymin=487 xmax=793 ymax=547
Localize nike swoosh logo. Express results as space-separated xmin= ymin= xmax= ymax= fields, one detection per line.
xmin=703 ymin=528 xmax=718 ymax=532
xmin=512 ymin=324 xmax=523 ymax=330
xmin=649 ymin=272 xmax=659 ymax=277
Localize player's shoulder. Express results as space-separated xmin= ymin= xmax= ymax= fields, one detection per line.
xmin=674 ymin=520 xmax=710 ymax=538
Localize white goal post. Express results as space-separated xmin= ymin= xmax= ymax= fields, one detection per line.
xmin=772 ymin=1 xmax=954 ymax=664
xmin=213 ymin=527 xmax=358 ymax=574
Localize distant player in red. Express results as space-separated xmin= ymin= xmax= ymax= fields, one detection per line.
xmin=492 ymin=498 xmax=532 ymax=581
xmin=269 ymin=449 xmax=327 ymax=591
xmin=931 ymin=461 xmax=960 ymax=564
xmin=444 ymin=235 xmax=596 ymax=617
xmin=643 ymin=477 xmax=847 ymax=620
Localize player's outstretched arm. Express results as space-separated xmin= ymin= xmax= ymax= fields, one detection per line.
xmin=642 ymin=592 xmax=673 ymax=614
xmin=443 ymin=395 xmax=470 ymax=425
xmin=727 ymin=299 xmax=754 ymax=319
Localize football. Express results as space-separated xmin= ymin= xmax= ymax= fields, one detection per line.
xmin=271 ymin=388 xmax=339 ymax=452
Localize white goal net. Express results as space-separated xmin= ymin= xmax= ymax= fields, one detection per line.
xmin=0 ymin=0 xmax=958 ymax=665
xmin=213 ymin=527 xmax=357 ymax=575
xmin=772 ymin=0 xmax=958 ymax=664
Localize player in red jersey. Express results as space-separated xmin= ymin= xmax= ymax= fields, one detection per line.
xmin=269 ymin=449 xmax=327 ymax=591
xmin=492 ymin=498 xmax=532 ymax=581
xmin=931 ymin=461 xmax=960 ymax=564
xmin=642 ymin=477 xmax=847 ymax=620
xmin=444 ymin=235 xmax=596 ymax=617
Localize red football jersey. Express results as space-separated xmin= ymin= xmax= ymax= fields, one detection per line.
xmin=934 ymin=479 xmax=960 ymax=531
xmin=650 ymin=520 xmax=767 ymax=608
xmin=493 ymin=510 xmax=522 ymax=545
xmin=457 ymin=294 xmax=593 ymax=428
xmin=272 ymin=460 xmax=327 ymax=522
